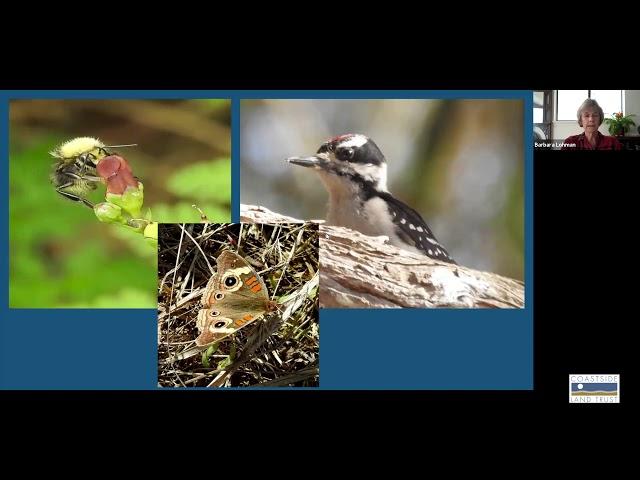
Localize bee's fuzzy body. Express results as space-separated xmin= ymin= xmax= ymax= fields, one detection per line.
xmin=50 ymin=137 xmax=112 ymax=208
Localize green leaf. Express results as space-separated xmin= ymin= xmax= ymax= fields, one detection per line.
xmin=307 ymin=285 xmax=319 ymax=299
xmin=202 ymin=344 xmax=218 ymax=367
xmin=166 ymin=159 xmax=231 ymax=202
xmin=217 ymin=356 xmax=233 ymax=370
xmin=216 ymin=341 xmax=238 ymax=369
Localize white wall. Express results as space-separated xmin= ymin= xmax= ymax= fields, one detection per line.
xmin=552 ymin=90 xmax=640 ymax=140
xmin=624 ymin=90 xmax=640 ymax=135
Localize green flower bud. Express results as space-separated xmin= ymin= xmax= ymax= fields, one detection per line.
xmin=94 ymin=202 xmax=124 ymax=224
xmin=106 ymin=182 xmax=145 ymax=218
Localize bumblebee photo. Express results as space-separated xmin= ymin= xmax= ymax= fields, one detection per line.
xmin=241 ymin=98 xmax=526 ymax=309
xmin=9 ymin=98 xmax=231 ymax=308
xmin=49 ymin=136 xmax=136 ymax=208
xmin=157 ymin=223 xmax=319 ymax=387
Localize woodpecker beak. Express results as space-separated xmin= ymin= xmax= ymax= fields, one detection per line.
xmin=287 ymin=156 xmax=320 ymax=168
xmin=287 ymin=153 xmax=329 ymax=170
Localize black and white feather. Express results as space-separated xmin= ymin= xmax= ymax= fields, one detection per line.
xmin=287 ymin=133 xmax=456 ymax=264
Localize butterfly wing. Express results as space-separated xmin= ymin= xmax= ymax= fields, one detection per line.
xmin=195 ymin=250 xmax=272 ymax=346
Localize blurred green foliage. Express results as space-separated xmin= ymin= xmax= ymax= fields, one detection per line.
xmin=10 ymin=140 xmax=157 ymax=308
xmin=9 ymin=98 xmax=232 ymax=308
xmin=158 ymin=158 xmax=231 ymax=222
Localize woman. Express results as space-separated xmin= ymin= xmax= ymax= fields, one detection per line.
xmin=562 ymin=99 xmax=622 ymax=150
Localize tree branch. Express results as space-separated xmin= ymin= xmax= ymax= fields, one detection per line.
xmin=241 ymin=204 xmax=524 ymax=308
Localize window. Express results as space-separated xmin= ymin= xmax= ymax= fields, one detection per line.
xmin=533 ymin=91 xmax=545 ymax=123
xmin=533 ymin=91 xmax=552 ymax=140
xmin=556 ymin=90 xmax=624 ymax=121
xmin=591 ymin=90 xmax=624 ymax=117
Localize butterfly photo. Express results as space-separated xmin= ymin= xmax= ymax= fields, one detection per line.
xmin=157 ymin=222 xmax=319 ymax=387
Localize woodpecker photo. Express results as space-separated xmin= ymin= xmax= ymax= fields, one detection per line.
xmin=287 ymin=133 xmax=456 ymax=264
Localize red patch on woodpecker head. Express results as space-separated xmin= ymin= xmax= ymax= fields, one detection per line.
xmin=328 ymin=133 xmax=355 ymax=144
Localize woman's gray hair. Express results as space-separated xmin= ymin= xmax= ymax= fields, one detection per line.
xmin=577 ymin=99 xmax=604 ymax=127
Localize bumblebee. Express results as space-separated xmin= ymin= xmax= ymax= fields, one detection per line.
xmin=50 ymin=137 xmax=135 ymax=209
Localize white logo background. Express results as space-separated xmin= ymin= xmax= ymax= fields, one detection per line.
xmin=569 ymin=374 xmax=620 ymax=403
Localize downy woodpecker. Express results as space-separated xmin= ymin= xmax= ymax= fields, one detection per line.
xmin=287 ymin=133 xmax=456 ymax=264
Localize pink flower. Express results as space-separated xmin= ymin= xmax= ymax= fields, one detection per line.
xmin=96 ymin=155 xmax=139 ymax=195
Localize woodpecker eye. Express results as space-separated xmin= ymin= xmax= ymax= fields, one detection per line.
xmin=336 ymin=147 xmax=354 ymax=161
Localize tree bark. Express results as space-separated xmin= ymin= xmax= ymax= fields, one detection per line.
xmin=241 ymin=204 xmax=525 ymax=308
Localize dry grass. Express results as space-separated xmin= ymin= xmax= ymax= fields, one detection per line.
xmin=157 ymin=222 xmax=319 ymax=387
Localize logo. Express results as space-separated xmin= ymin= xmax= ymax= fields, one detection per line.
xmin=569 ymin=374 xmax=620 ymax=403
